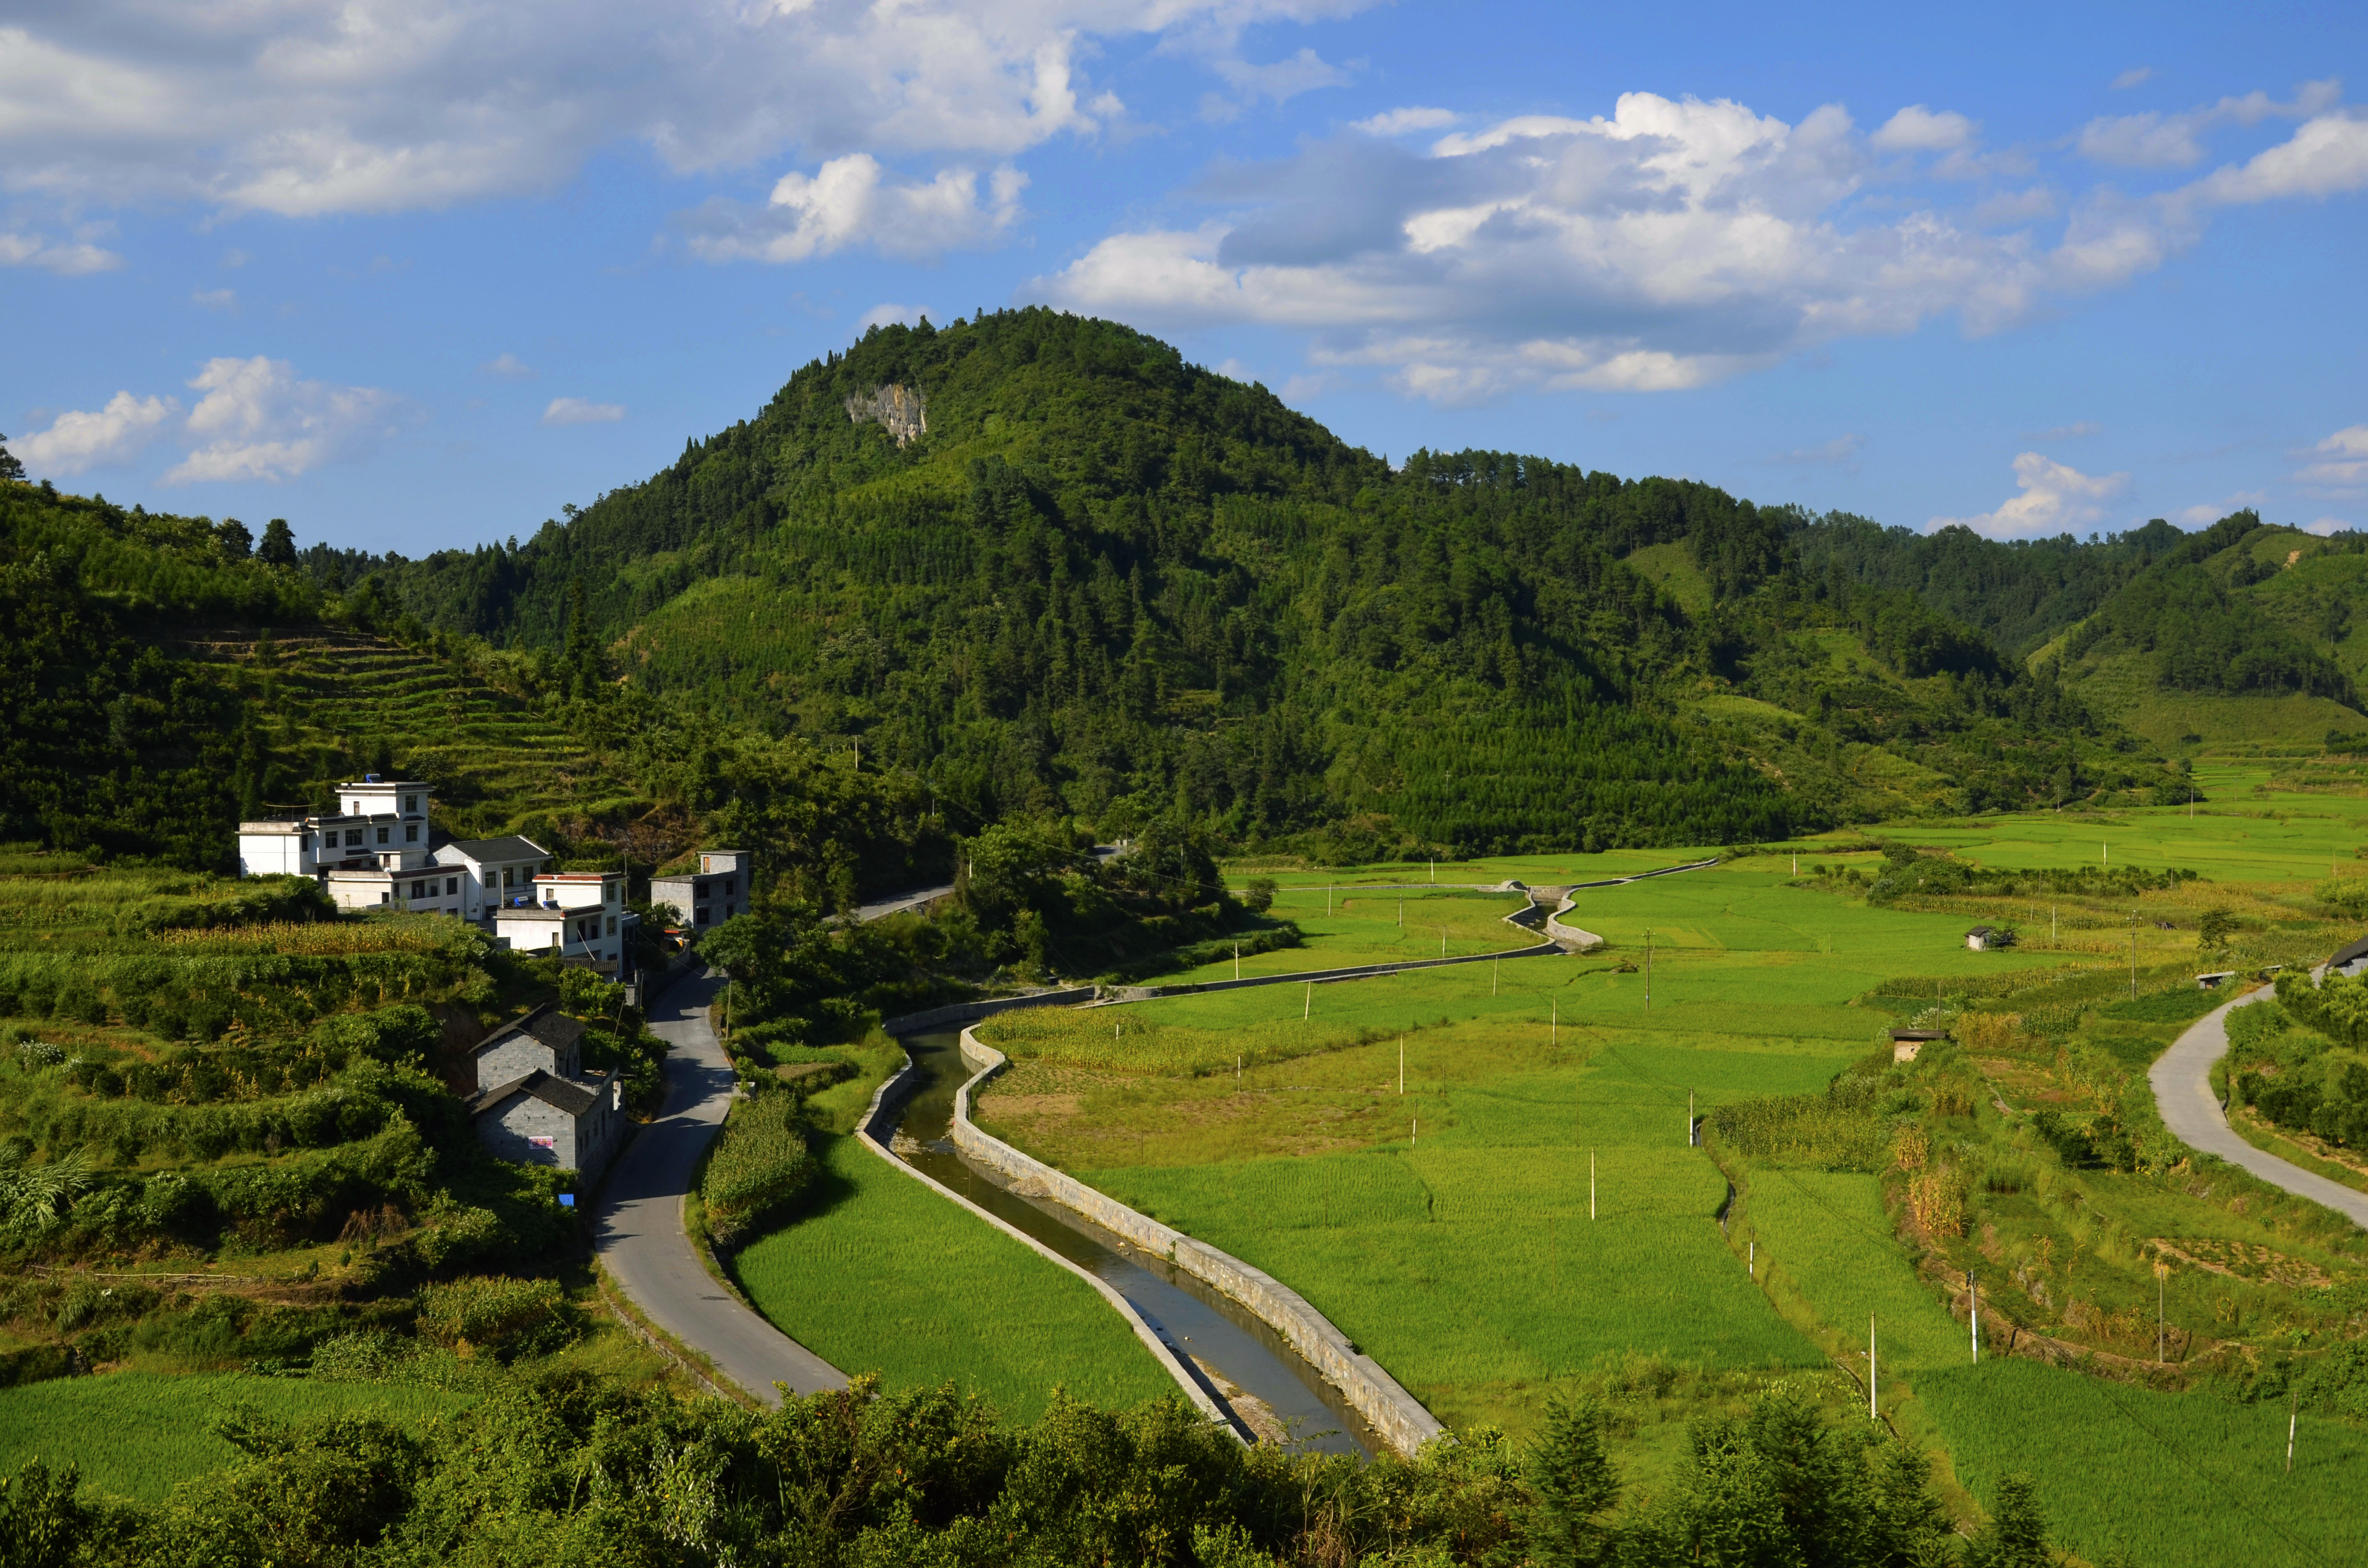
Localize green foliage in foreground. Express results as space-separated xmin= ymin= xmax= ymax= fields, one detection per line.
xmin=0 ymin=1372 xmax=2031 ymax=1568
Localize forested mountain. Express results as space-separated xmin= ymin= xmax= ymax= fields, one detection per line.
xmin=323 ymin=309 xmax=2183 ymax=850
xmin=32 ymin=309 xmax=2368 ymax=869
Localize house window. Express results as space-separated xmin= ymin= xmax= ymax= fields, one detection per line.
xmin=411 ymin=880 xmax=427 ymax=899
xmin=502 ymin=869 xmax=514 ymax=888
xmin=446 ymin=877 xmax=459 ymax=895
xmin=376 ymin=827 xmax=390 ymax=845
xmin=380 ymin=891 xmax=390 ymax=904
xmin=405 ymin=825 xmax=419 ymax=843
xmin=607 ymin=917 xmax=618 ymax=936
xmin=695 ymin=908 xmax=710 ymax=926
xmin=346 ymin=830 xmax=363 ymax=847
xmin=724 ymin=879 xmax=735 ymax=896
xmin=404 ymin=794 xmax=419 ymax=814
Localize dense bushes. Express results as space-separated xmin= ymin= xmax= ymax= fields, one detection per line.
xmin=0 ymin=1374 xmax=2025 ymax=1568
xmin=701 ymin=1090 xmax=817 ymax=1246
xmin=2236 ymin=989 xmax=2368 ymax=1151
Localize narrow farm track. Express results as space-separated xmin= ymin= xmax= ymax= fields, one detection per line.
xmin=594 ymin=968 xmax=849 ymax=1403
xmin=2151 ymin=987 xmax=2368 ymax=1230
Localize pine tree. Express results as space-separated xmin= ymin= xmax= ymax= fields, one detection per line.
xmin=258 ymin=518 xmax=297 ymax=568
xmin=1525 ymin=1395 xmax=1621 ymax=1567
xmin=0 ymin=432 xmax=24 ymax=483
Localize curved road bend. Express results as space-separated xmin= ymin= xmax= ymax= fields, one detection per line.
xmin=2150 ymin=986 xmax=2368 ymax=1230
xmin=594 ymin=967 xmax=849 ymax=1403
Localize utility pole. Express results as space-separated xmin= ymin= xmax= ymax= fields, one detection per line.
xmin=2130 ymin=906 xmax=2138 ymax=1000
xmin=1969 ymin=1272 xmax=1980 ymax=1363
xmin=1234 ymin=942 xmax=1240 ymax=980
xmin=1687 ymin=1089 xmax=1695 ymax=1146
xmin=1869 ymin=1314 xmax=1878 ymax=1421
xmin=1399 ymin=1035 xmax=1405 ymax=1095
xmin=1304 ymin=981 xmax=1311 ymax=1021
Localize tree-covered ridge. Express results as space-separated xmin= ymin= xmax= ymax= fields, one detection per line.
xmin=320 ymin=308 xmax=2178 ymax=848
xmin=2062 ymin=511 xmax=2361 ymax=706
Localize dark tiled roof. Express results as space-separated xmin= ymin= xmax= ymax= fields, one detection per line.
xmin=469 ymin=1067 xmax=610 ymax=1120
xmin=2332 ymin=934 xmax=2368 ymax=968
xmin=472 ymin=1002 xmax=590 ymax=1058
xmin=440 ymin=835 xmax=550 ymax=862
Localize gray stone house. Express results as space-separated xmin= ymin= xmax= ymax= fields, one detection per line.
xmin=466 ymin=1003 xmax=623 ymax=1180
xmin=650 ymin=849 xmax=750 ymax=930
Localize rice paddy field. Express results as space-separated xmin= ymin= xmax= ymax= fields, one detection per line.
xmin=962 ymin=826 xmax=2368 ymax=1558
xmin=730 ymin=1127 xmax=1177 ymax=1421
xmin=0 ymin=1372 xmax=477 ymax=1502
xmin=1156 ymin=888 xmax=1542 ymax=985
xmin=977 ymin=871 xmax=2008 ymax=1431
xmin=1918 ymin=1360 xmax=2368 ymax=1568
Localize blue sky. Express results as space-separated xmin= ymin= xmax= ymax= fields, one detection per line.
xmin=5 ymin=1 xmax=2365 ymax=556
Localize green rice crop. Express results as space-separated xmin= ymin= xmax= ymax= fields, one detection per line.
xmin=1918 ymin=1359 xmax=2368 ymax=1568
xmin=982 ymin=1007 xmax=1388 ymax=1075
xmin=1165 ymin=889 xmax=1542 ymax=983
xmin=731 ymin=1133 xmax=1177 ymax=1421
xmin=1738 ymin=1169 xmax=1967 ymax=1372
xmin=0 ymin=1372 xmax=475 ymax=1502
xmin=1090 ymin=1141 xmax=1822 ymax=1425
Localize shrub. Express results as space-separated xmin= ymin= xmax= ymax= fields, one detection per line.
xmin=414 ymin=1276 xmax=576 ymax=1360
xmin=703 ymin=1090 xmax=817 ymax=1246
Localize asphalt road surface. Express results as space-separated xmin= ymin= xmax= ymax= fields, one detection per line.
xmin=2150 ymin=985 xmax=2368 ymax=1230
xmin=594 ymin=967 xmax=849 ymax=1403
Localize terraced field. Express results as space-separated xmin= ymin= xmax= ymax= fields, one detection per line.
xmin=174 ymin=627 xmax=654 ymax=840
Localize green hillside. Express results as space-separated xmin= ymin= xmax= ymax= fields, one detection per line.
xmin=2047 ymin=514 xmax=2368 ymax=753
xmin=326 ymin=308 xmax=2177 ymax=852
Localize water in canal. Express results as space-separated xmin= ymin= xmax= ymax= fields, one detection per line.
xmin=890 ymin=1030 xmax=1377 ymax=1456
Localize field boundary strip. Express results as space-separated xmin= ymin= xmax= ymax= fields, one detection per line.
xmin=850 ymin=1043 xmax=1248 ymax=1441
xmin=944 ymin=1027 xmax=1448 ymax=1458
xmin=1098 ymin=889 xmax=1614 ymax=1004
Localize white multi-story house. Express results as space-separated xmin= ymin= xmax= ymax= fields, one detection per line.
xmin=240 ymin=775 xmax=447 ymax=911
xmin=492 ymin=871 xmax=627 ymax=971
xmin=238 ymin=777 xmax=559 ymax=924
xmin=649 ymin=848 xmax=750 ymax=929
xmin=434 ymin=835 xmax=558 ymax=920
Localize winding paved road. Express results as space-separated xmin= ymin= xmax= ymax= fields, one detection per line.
xmin=2150 ymin=985 xmax=2368 ymax=1230
xmin=593 ymin=967 xmax=849 ymax=1403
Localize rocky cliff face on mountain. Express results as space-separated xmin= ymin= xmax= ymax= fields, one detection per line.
xmin=843 ymin=383 xmax=927 ymax=447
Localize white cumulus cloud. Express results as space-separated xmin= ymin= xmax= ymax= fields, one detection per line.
xmin=165 ymin=356 xmax=411 ymax=483
xmin=1871 ymin=105 xmax=1977 ymax=152
xmin=2111 ymin=66 xmax=2155 ymax=92
xmin=480 ymin=352 xmax=534 ymax=380
xmin=2078 ymin=79 xmax=2343 ymax=169
xmin=1929 ymin=453 xmax=2130 ymax=539
xmin=0 ymin=2 xmax=1355 ymax=219
xmin=1037 ymin=82 xmax=2368 ymax=404
xmin=0 ymin=230 xmax=121 ymax=274
xmin=857 ymin=302 xmax=935 ymax=330
xmin=13 ymin=392 xmax=179 ymax=475
xmin=191 ymin=288 xmax=237 ymax=311
xmin=2297 ymin=425 xmax=2368 ymax=488
xmin=543 ymin=397 xmax=623 ymax=426
xmin=1351 ymin=106 xmax=1458 ymax=136
xmin=684 ymin=155 xmax=1025 ymax=263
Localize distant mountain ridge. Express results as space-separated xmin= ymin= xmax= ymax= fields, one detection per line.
xmin=331 ymin=308 xmax=2190 ymax=850
xmin=41 ymin=308 xmax=2368 ymax=867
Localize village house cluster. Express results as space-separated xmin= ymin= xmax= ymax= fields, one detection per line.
xmin=236 ymin=776 xmax=629 ymax=971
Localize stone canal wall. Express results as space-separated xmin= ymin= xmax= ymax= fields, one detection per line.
xmin=951 ymin=1029 xmax=1447 ymax=1458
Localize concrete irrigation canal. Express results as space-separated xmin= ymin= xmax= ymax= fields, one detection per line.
xmin=884 ymin=1029 xmax=1379 ymax=1455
